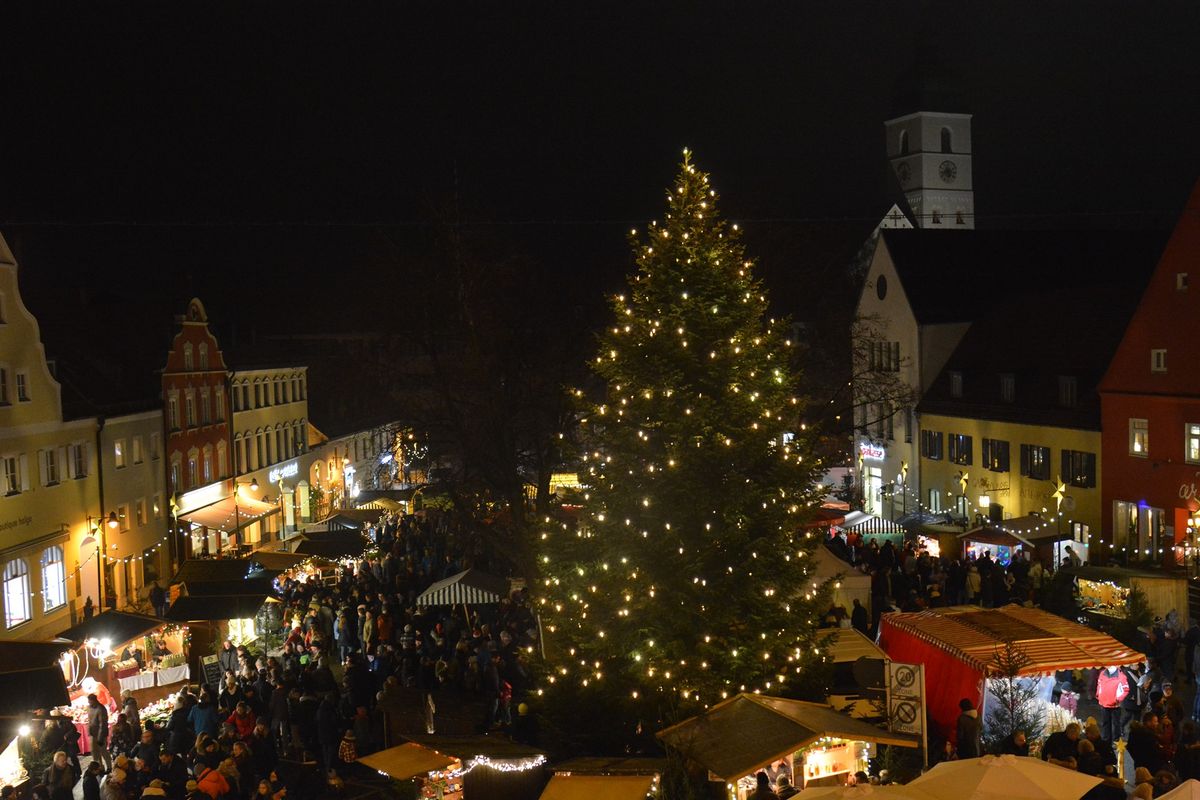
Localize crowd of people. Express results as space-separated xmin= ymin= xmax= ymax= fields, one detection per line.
xmin=21 ymin=510 xmax=536 ymax=800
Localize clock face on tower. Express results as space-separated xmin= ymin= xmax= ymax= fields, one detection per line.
xmin=896 ymin=162 xmax=911 ymax=184
xmin=939 ymin=160 xmax=958 ymax=183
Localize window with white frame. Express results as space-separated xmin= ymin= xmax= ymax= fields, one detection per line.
xmin=15 ymin=372 xmax=29 ymax=402
xmin=183 ymin=343 xmax=193 ymax=370
xmin=68 ymin=442 xmax=87 ymax=479
xmin=216 ymin=441 xmax=228 ymax=478
xmin=114 ymin=439 xmax=127 ymax=468
xmin=215 ymin=387 xmax=225 ymax=421
xmin=132 ymin=436 xmax=144 ymax=465
xmin=170 ymin=455 xmax=182 ymax=492
xmin=2 ymin=455 xmax=19 ymax=495
xmin=187 ymin=456 xmax=197 ymax=488
xmin=3 ymin=559 xmax=30 ymax=628
xmin=150 ymin=433 xmax=160 ymax=461
xmin=1130 ymin=418 xmax=1149 ymax=456
xmin=153 ymin=493 xmax=163 ymax=518
xmin=202 ymin=446 xmax=212 ymax=484
xmin=41 ymin=447 xmax=60 ymax=486
xmin=135 ymin=498 xmax=147 ymax=527
xmin=185 ymin=392 xmax=196 ymax=427
xmin=40 ymin=546 xmax=65 ymax=612
xmin=168 ymin=394 xmax=180 ymax=430
xmin=117 ymin=503 xmax=130 ymax=532
xmin=198 ymin=343 xmax=209 ymax=369
xmin=255 ymin=383 xmax=263 ymax=408
xmin=1187 ymin=423 xmax=1200 ymax=464
xmin=1152 ymin=349 xmax=1167 ymax=373
xmin=200 ymin=389 xmax=211 ymax=425
xmin=0 ymin=367 xmax=8 ymax=404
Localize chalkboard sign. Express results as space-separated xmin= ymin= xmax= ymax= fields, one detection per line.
xmin=200 ymin=654 xmax=222 ymax=690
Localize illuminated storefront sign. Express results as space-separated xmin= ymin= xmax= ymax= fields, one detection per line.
xmin=858 ymin=443 xmax=885 ymax=461
xmin=269 ymin=461 xmax=299 ymax=484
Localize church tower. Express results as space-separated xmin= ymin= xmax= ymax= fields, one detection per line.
xmin=885 ymin=111 xmax=973 ymax=229
xmin=884 ymin=36 xmax=975 ymax=229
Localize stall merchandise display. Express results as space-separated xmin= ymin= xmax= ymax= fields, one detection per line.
xmin=1077 ymin=579 xmax=1129 ymax=613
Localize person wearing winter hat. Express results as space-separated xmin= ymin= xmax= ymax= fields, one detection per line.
xmin=141 ymin=778 xmax=167 ymax=798
xmin=100 ymin=770 xmax=125 ymax=800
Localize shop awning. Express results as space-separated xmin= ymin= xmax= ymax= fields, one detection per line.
xmin=657 ymin=693 xmax=917 ymax=783
xmin=58 ymin=611 xmax=163 ymax=647
xmin=179 ymin=495 xmax=278 ymax=533
xmin=539 ymin=775 xmax=657 ymax=800
xmin=358 ymin=742 xmax=457 ymax=780
xmin=416 ymin=569 xmax=510 ymax=607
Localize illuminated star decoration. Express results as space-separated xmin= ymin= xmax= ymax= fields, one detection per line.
xmin=1052 ymin=476 xmax=1067 ymax=512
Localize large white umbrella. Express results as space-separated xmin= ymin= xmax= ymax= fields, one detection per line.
xmin=908 ymin=755 xmax=1101 ymax=800
xmin=1157 ymin=780 xmax=1200 ymax=800
xmin=796 ymin=785 xmax=931 ymax=800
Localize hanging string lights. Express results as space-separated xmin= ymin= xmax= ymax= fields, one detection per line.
xmin=537 ymin=150 xmax=835 ymax=708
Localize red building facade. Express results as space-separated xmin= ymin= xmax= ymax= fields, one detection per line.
xmin=162 ymin=298 xmax=232 ymax=496
xmin=1099 ymin=181 xmax=1200 ymax=563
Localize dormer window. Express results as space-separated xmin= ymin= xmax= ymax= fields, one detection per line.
xmin=1058 ymin=375 xmax=1077 ymax=408
xmin=999 ymin=373 xmax=1014 ymax=403
xmin=1152 ymin=349 xmax=1167 ymax=373
xmin=940 ymin=127 xmax=953 ymax=153
xmin=1178 ymin=273 xmax=1189 ymax=291
xmin=949 ymin=371 xmax=963 ymax=398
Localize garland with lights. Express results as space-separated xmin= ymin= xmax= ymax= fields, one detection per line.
xmin=538 ymin=151 xmax=833 ymax=718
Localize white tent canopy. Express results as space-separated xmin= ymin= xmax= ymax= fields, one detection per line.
xmin=814 ymin=545 xmax=872 ymax=616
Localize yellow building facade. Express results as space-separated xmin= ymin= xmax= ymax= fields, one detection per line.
xmin=918 ymin=411 xmax=1101 ymax=547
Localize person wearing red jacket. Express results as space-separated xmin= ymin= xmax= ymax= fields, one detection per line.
xmin=1096 ymin=665 xmax=1130 ymax=743
xmin=226 ymin=702 xmax=257 ymax=741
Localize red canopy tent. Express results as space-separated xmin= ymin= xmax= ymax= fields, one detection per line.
xmin=878 ymin=604 xmax=1143 ymax=740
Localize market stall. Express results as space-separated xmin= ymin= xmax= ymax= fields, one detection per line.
xmin=878 ymin=604 xmax=1144 ymax=742
xmin=657 ymin=693 xmax=916 ymax=799
xmin=58 ymin=611 xmax=189 ymax=696
xmin=359 ymin=736 xmax=548 ymax=800
xmin=957 ymin=516 xmax=1079 ymax=569
xmin=293 ymin=529 xmax=369 ymax=560
xmin=1063 ymin=565 xmax=1190 ymax=629
xmin=837 ymin=511 xmax=906 ymax=547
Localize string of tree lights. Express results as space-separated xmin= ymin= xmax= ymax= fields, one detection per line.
xmin=537 ymin=151 xmax=836 ymax=719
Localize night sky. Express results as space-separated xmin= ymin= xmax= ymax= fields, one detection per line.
xmin=2 ymin=2 xmax=1199 ymax=334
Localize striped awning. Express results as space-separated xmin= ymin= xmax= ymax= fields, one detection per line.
xmin=416 ymin=569 xmax=510 ymax=606
xmin=839 ymin=511 xmax=906 ymax=536
xmin=879 ymin=604 xmax=1144 ymax=676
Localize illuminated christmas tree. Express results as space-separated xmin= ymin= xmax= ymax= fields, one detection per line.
xmin=539 ymin=151 xmax=832 ymax=721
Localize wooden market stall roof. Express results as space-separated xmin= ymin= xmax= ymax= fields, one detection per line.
xmin=657 ymin=693 xmax=916 ymax=783
xmin=294 ymin=530 xmax=367 ymax=559
xmin=358 ymin=742 xmax=457 ymax=781
xmin=880 ymin=604 xmax=1144 ymax=675
xmin=403 ymin=734 xmax=547 ymax=761
xmin=169 ymin=558 xmax=282 ymax=586
xmin=250 ymin=551 xmax=312 ymax=571
xmin=538 ymin=775 xmax=657 ymax=800
xmin=165 ymin=593 xmax=270 ymax=622
xmin=0 ymin=641 xmax=72 ymax=713
xmin=58 ymin=610 xmax=163 ymax=647
xmin=827 ymin=628 xmax=889 ymax=664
